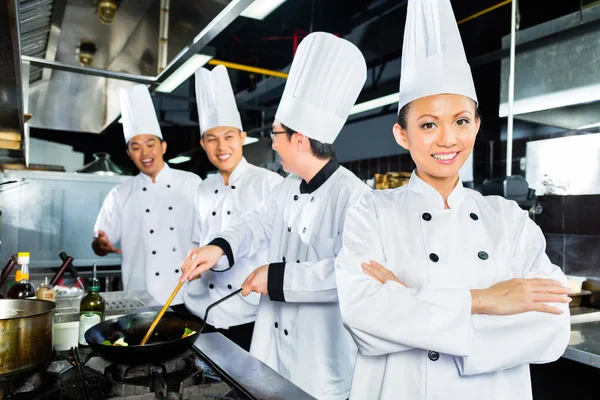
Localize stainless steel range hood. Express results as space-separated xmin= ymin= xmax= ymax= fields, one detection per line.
xmin=22 ymin=0 xmax=254 ymax=134
xmin=499 ymin=4 xmax=600 ymax=131
xmin=1 ymin=0 xmax=26 ymax=165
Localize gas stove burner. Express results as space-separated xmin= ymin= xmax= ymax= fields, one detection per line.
xmin=101 ymin=351 xmax=241 ymax=400
xmin=0 ymin=371 xmax=61 ymax=400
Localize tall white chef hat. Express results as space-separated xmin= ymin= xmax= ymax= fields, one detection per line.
xmin=119 ymin=85 xmax=163 ymax=144
xmin=398 ymin=0 xmax=478 ymax=111
xmin=195 ymin=65 xmax=243 ymax=136
xmin=275 ymin=32 xmax=367 ymax=144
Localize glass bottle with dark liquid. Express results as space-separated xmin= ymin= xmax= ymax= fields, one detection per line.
xmin=7 ymin=252 xmax=36 ymax=299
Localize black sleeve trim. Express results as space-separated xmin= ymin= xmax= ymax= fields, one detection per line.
xmin=208 ymin=237 xmax=234 ymax=269
xmin=268 ymin=262 xmax=286 ymax=302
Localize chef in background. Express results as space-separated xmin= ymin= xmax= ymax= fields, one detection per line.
xmin=92 ymin=85 xmax=201 ymax=306
xmin=180 ymin=32 xmax=369 ymax=400
xmin=182 ymin=65 xmax=282 ymax=351
xmin=335 ymin=1 xmax=571 ymax=399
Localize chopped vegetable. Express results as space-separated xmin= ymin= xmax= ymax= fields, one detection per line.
xmin=101 ymin=338 xmax=129 ymax=346
xmin=113 ymin=338 xmax=128 ymax=347
xmin=182 ymin=327 xmax=196 ymax=338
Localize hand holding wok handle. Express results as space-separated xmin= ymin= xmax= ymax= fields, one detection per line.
xmin=140 ymin=281 xmax=185 ymax=345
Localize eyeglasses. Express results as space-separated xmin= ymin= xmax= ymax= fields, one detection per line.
xmin=269 ymin=130 xmax=288 ymax=139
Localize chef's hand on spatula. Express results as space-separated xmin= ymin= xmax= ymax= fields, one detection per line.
xmin=180 ymin=245 xmax=224 ymax=282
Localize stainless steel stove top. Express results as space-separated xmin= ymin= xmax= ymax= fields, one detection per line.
xmin=0 ymin=333 xmax=315 ymax=400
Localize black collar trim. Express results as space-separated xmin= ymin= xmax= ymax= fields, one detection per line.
xmin=299 ymin=158 xmax=340 ymax=194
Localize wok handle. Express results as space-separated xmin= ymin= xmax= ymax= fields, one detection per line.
xmin=199 ymin=288 xmax=243 ymax=334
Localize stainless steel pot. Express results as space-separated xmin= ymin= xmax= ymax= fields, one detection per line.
xmin=0 ymin=299 xmax=55 ymax=379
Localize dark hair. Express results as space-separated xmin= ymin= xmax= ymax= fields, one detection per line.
xmin=282 ymin=124 xmax=337 ymax=160
xmin=397 ymin=99 xmax=482 ymax=130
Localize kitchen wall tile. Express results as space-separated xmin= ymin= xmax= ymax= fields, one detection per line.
xmin=564 ymin=234 xmax=600 ymax=278
xmin=544 ymin=233 xmax=564 ymax=270
xmin=535 ymin=196 xmax=564 ymax=234
xmin=564 ymin=195 xmax=600 ymax=236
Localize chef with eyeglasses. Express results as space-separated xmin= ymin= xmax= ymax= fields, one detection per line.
xmin=180 ymin=32 xmax=370 ymax=400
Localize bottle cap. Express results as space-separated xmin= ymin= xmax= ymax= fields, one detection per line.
xmin=17 ymin=252 xmax=30 ymax=264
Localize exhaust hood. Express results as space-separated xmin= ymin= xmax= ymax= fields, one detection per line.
xmin=499 ymin=4 xmax=600 ymax=130
xmin=22 ymin=0 xmax=254 ymax=134
xmin=1 ymin=0 xmax=26 ymax=165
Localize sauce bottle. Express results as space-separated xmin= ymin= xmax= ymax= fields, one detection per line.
xmin=7 ymin=252 xmax=36 ymax=299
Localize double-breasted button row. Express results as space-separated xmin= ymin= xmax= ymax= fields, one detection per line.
xmin=211 ymin=210 xmax=231 ymax=216
xmin=428 ymin=251 xmax=489 ymax=263
xmin=428 ymin=351 xmax=439 ymax=361
xmin=423 ymin=211 xmax=487 ymax=263
xmin=421 ymin=212 xmax=479 ymax=222
xmin=142 ymin=183 xmax=170 ymax=191
xmin=273 ymin=322 xmax=288 ymax=336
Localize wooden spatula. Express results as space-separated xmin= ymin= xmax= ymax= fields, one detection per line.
xmin=140 ymin=281 xmax=184 ymax=345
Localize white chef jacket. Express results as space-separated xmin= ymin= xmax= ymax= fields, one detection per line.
xmin=94 ymin=165 xmax=201 ymax=305
xmin=335 ymin=171 xmax=571 ymax=400
xmin=212 ymin=160 xmax=370 ymax=400
xmin=182 ymin=158 xmax=282 ymax=329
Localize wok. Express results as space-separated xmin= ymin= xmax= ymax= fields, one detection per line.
xmin=85 ymin=288 xmax=242 ymax=364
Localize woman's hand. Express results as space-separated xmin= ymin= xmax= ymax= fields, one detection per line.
xmin=471 ymin=278 xmax=571 ymax=316
xmin=361 ymin=260 xmax=406 ymax=287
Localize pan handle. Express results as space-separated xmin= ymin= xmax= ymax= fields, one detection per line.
xmin=198 ymin=288 xmax=243 ymax=335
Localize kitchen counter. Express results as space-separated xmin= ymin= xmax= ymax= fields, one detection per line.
xmin=563 ymin=307 xmax=600 ymax=368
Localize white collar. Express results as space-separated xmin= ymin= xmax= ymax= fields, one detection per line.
xmin=217 ymin=157 xmax=249 ymax=186
xmin=139 ymin=163 xmax=173 ymax=183
xmin=407 ymin=170 xmax=466 ymax=210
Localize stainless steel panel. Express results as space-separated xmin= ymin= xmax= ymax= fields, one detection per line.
xmin=194 ymin=333 xmax=316 ymax=400
xmin=23 ymin=0 xmax=246 ymax=133
xmin=0 ymin=0 xmax=25 ymax=165
xmin=0 ymin=170 xmax=130 ymax=268
xmin=499 ymin=4 xmax=600 ymax=129
xmin=563 ymin=319 xmax=600 ymax=369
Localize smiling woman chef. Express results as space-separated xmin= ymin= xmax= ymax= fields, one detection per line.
xmin=92 ymin=85 xmax=201 ymax=305
xmin=335 ymin=1 xmax=572 ymax=399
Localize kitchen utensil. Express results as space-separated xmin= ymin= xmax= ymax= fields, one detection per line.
xmin=140 ymin=281 xmax=184 ymax=345
xmin=85 ymin=289 xmax=243 ymax=364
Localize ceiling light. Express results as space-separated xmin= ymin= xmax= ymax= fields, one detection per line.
xmin=97 ymin=0 xmax=118 ymax=24
xmin=243 ymin=136 xmax=259 ymax=146
xmin=155 ymin=54 xmax=213 ymax=93
xmin=349 ymin=92 xmax=399 ymax=116
xmin=168 ymin=156 xmax=192 ymax=164
xmin=240 ymin=0 xmax=287 ymax=20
